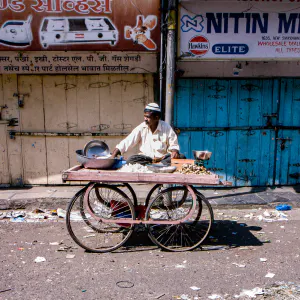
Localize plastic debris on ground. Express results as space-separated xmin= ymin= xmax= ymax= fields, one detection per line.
xmin=244 ymin=209 xmax=289 ymax=222
xmin=263 ymin=281 xmax=300 ymax=299
xmin=117 ymin=163 xmax=153 ymax=173
xmin=10 ymin=217 xmax=25 ymax=222
xmin=57 ymin=208 xmax=83 ymax=220
xmin=57 ymin=245 xmax=77 ymax=252
xmin=49 ymin=242 xmax=60 ymax=246
xmin=175 ymin=264 xmax=186 ymax=269
xmin=234 ymin=287 xmax=263 ymax=298
xmin=260 ymin=258 xmax=267 ymax=262
xmin=208 ymin=294 xmax=224 ymax=299
xmin=265 ymin=272 xmax=275 ymax=278
xmin=0 ymin=211 xmax=26 ymax=222
xmin=190 ymin=286 xmax=201 ymax=291
xmin=150 ymin=207 xmax=187 ymax=220
xmin=34 ymin=256 xmax=46 ymax=263
xmin=275 ymin=204 xmax=292 ymax=211
xmin=232 ymin=262 xmax=246 ymax=268
xmin=234 ymin=282 xmax=300 ymax=299
xmin=0 ymin=209 xmax=70 ymax=223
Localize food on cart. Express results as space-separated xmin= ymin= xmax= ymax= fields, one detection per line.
xmin=179 ymin=164 xmax=211 ymax=175
xmin=117 ymin=163 xmax=153 ymax=173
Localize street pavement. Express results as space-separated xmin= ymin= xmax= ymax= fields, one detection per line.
xmin=1 ymin=207 xmax=300 ymax=299
xmin=1 ymin=185 xmax=300 ymax=299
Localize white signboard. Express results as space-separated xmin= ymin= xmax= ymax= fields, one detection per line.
xmin=0 ymin=51 xmax=157 ymax=74
xmin=179 ymin=1 xmax=300 ymax=60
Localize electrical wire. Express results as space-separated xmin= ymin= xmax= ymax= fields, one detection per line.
xmin=180 ymin=2 xmax=300 ymax=15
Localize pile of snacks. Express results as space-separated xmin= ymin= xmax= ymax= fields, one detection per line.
xmin=179 ymin=164 xmax=211 ymax=175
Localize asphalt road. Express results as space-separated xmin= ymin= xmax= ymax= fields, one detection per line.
xmin=1 ymin=208 xmax=300 ymax=300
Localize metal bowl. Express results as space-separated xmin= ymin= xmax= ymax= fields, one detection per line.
xmin=192 ymin=150 xmax=212 ymax=160
xmin=76 ymin=150 xmax=118 ymax=169
xmin=83 ymin=140 xmax=110 ymax=158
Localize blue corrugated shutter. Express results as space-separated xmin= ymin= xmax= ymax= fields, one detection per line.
xmin=175 ymin=78 xmax=291 ymax=187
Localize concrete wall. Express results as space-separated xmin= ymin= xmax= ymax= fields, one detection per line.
xmin=0 ymin=74 xmax=154 ymax=185
xmin=177 ymin=61 xmax=300 ymax=78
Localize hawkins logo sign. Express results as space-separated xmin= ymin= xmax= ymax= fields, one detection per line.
xmin=188 ymin=35 xmax=210 ymax=57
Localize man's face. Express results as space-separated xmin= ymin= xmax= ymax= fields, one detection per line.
xmin=144 ymin=112 xmax=159 ymax=127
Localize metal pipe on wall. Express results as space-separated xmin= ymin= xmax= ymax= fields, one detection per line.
xmin=165 ymin=0 xmax=177 ymax=125
xmin=159 ymin=0 xmax=166 ymax=118
xmin=8 ymin=131 xmax=128 ymax=139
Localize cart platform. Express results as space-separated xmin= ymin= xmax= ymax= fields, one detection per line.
xmin=62 ymin=165 xmax=220 ymax=185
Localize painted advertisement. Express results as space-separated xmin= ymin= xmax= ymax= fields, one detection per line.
xmin=0 ymin=51 xmax=157 ymax=73
xmin=0 ymin=0 xmax=159 ymax=51
xmin=179 ymin=1 xmax=300 ymax=59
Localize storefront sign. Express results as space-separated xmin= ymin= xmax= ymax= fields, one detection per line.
xmin=179 ymin=1 xmax=300 ymax=59
xmin=0 ymin=0 xmax=160 ymax=51
xmin=0 ymin=51 xmax=157 ymax=73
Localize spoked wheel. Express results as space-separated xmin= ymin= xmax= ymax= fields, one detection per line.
xmin=145 ymin=184 xmax=163 ymax=206
xmin=145 ymin=184 xmax=188 ymax=207
xmin=96 ymin=183 xmax=137 ymax=207
xmin=145 ymin=186 xmax=213 ymax=252
xmin=66 ymin=184 xmax=136 ymax=253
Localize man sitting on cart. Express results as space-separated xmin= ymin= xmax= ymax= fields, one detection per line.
xmin=111 ymin=103 xmax=184 ymax=165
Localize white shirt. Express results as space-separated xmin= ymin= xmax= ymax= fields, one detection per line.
xmin=116 ymin=120 xmax=180 ymax=159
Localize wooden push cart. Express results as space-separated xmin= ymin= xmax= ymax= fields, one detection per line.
xmin=62 ymin=165 xmax=220 ymax=253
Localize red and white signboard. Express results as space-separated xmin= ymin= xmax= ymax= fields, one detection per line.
xmin=188 ymin=35 xmax=210 ymax=56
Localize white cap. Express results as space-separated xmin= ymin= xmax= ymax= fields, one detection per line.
xmin=145 ymin=103 xmax=161 ymax=112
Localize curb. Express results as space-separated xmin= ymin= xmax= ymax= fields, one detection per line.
xmin=1 ymin=186 xmax=300 ymax=210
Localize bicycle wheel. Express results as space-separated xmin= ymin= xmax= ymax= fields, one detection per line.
xmin=194 ymin=189 xmax=214 ymax=223
xmin=96 ymin=183 xmax=137 ymax=207
xmin=66 ymin=184 xmax=136 ymax=253
xmin=145 ymin=184 xmax=188 ymax=207
xmin=80 ymin=183 xmax=123 ymax=233
xmin=145 ymin=186 xmax=213 ymax=252
xmin=145 ymin=184 xmax=163 ymax=206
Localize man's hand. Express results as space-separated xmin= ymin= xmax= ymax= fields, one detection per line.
xmin=111 ymin=148 xmax=121 ymax=158
xmin=171 ymin=150 xmax=180 ymax=159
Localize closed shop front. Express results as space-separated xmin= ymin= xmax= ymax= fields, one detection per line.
xmin=176 ymin=0 xmax=300 ymax=187
xmin=175 ymin=78 xmax=300 ymax=186
xmin=0 ymin=0 xmax=159 ymax=185
xmin=0 ymin=73 xmax=154 ymax=185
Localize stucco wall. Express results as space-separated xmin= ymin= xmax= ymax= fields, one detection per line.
xmin=0 ymin=74 xmax=154 ymax=185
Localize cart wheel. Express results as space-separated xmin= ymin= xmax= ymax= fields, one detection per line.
xmin=145 ymin=184 xmax=188 ymax=207
xmin=145 ymin=184 xmax=163 ymax=206
xmin=96 ymin=183 xmax=137 ymax=207
xmin=66 ymin=184 xmax=136 ymax=253
xmin=145 ymin=186 xmax=213 ymax=252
